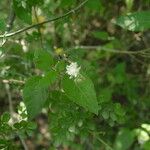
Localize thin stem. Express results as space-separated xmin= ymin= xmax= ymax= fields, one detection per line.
xmin=19 ymin=136 xmax=29 ymax=150
xmin=97 ymin=137 xmax=114 ymax=150
xmin=0 ymin=0 xmax=88 ymax=38
xmin=73 ymin=45 xmax=150 ymax=58
xmin=0 ymin=0 xmax=15 ymax=46
xmin=2 ymin=79 xmax=25 ymax=84
xmin=89 ymin=131 xmax=113 ymax=150
xmin=74 ymin=45 xmax=140 ymax=54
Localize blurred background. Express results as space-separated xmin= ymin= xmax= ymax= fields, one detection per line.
xmin=0 ymin=0 xmax=150 ymax=149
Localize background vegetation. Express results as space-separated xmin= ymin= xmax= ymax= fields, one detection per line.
xmin=0 ymin=0 xmax=150 ymax=149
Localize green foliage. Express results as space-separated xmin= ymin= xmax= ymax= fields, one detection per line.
xmin=0 ymin=0 xmax=150 ymax=149
xmin=23 ymin=70 xmax=57 ymax=119
xmin=62 ymin=74 xmax=99 ymax=115
xmin=34 ymin=50 xmax=54 ymax=72
xmin=1 ymin=112 xmax=10 ymax=123
xmin=92 ymin=31 xmax=110 ymax=41
xmin=114 ymin=128 xmax=136 ymax=150
xmin=13 ymin=0 xmax=32 ymax=24
xmin=0 ymin=19 xmax=5 ymax=32
xmin=0 ymin=111 xmax=36 ymax=149
xmin=115 ymin=11 xmax=150 ymax=31
xmin=60 ymin=0 xmax=76 ymax=7
xmin=142 ymin=141 xmax=150 ymax=150
xmin=86 ymin=0 xmax=102 ymax=11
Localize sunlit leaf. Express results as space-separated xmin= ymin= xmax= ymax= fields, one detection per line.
xmin=114 ymin=11 xmax=150 ymax=31
xmin=62 ymin=74 xmax=99 ymax=114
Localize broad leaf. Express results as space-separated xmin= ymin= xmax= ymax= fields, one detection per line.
xmin=62 ymin=74 xmax=99 ymax=114
xmin=114 ymin=11 xmax=150 ymax=31
xmin=23 ymin=70 xmax=57 ymax=119
xmin=34 ymin=50 xmax=54 ymax=72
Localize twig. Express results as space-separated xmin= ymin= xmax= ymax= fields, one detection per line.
xmin=19 ymin=136 xmax=29 ymax=150
xmin=97 ymin=137 xmax=113 ymax=150
xmin=0 ymin=0 xmax=88 ymax=38
xmin=73 ymin=45 xmax=150 ymax=58
xmin=0 ymin=0 xmax=15 ymax=46
xmin=2 ymin=79 xmax=25 ymax=84
xmin=89 ymin=131 xmax=113 ymax=150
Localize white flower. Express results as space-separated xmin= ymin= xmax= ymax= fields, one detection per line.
xmin=66 ymin=62 xmax=81 ymax=79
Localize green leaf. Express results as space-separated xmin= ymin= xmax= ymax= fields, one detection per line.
xmin=0 ymin=19 xmax=5 ymax=32
xmin=27 ymin=122 xmax=37 ymax=130
xmin=1 ymin=112 xmax=10 ymax=123
xmin=114 ymin=103 xmax=125 ymax=116
xmin=114 ymin=11 xmax=150 ymax=31
xmin=98 ymin=88 xmax=112 ymax=103
xmin=92 ymin=31 xmax=109 ymax=40
xmin=34 ymin=50 xmax=54 ymax=72
xmin=14 ymin=120 xmax=27 ymax=129
xmin=23 ymin=70 xmax=57 ymax=119
xmin=86 ymin=0 xmax=102 ymax=11
xmin=60 ymin=0 xmax=76 ymax=7
xmin=0 ymin=139 xmax=8 ymax=149
xmin=102 ymin=111 xmax=109 ymax=119
xmin=114 ymin=128 xmax=135 ymax=150
xmin=112 ymin=63 xmax=126 ymax=84
xmin=62 ymin=74 xmax=99 ymax=114
xmin=13 ymin=0 xmax=32 ymax=24
xmin=142 ymin=141 xmax=150 ymax=150
xmin=27 ymin=0 xmax=44 ymax=6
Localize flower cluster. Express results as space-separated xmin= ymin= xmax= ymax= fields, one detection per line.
xmin=66 ymin=62 xmax=81 ymax=79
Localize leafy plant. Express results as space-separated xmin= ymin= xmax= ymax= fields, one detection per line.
xmin=0 ymin=0 xmax=150 ymax=149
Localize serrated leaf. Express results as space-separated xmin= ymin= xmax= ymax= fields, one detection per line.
xmin=34 ymin=50 xmax=54 ymax=72
xmin=13 ymin=0 xmax=32 ymax=24
xmin=114 ymin=11 xmax=150 ymax=31
xmin=23 ymin=70 xmax=57 ymax=119
xmin=62 ymin=74 xmax=99 ymax=114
